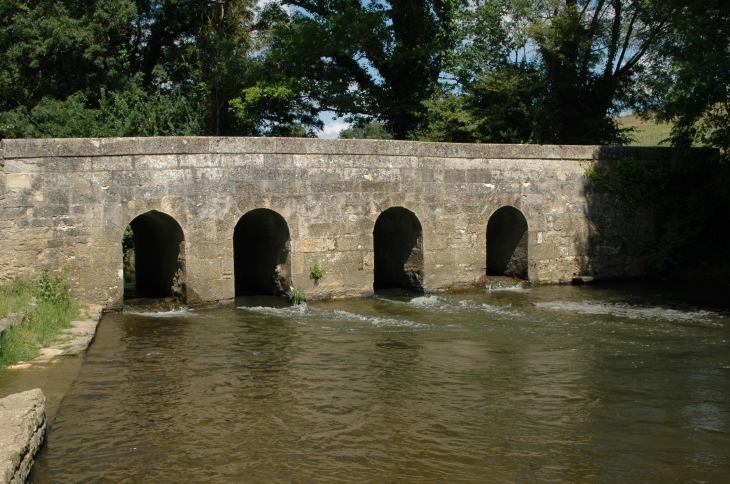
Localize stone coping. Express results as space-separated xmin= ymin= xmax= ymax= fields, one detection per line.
xmin=0 ymin=389 xmax=46 ymax=484
xmin=0 ymin=137 xmax=670 ymax=161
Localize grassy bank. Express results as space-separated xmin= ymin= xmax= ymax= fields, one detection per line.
xmin=0 ymin=271 xmax=80 ymax=369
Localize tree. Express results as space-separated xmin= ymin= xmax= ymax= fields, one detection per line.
xmin=256 ymin=0 xmax=460 ymax=139
xmin=338 ymin=121 xmax=392 ymax=139
xmin=0 ymin=0 xmax=135 ymax=113
xmin=419 ymin=0 xmax=673 ymax=145
xmin=0 ymin=0 xmax=261 ymax=138
xmin=646 ymin=0 xmax=730 ymax=155
xmin=146 ymin=0 xmax=258 ymax=135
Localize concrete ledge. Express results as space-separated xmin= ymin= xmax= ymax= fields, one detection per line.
xmin=0 ymin=389 xmax=46 ymax=484
xmin=5 ymin=305 xmax=103 ymax=370
xmin=33 ymin=304 xmax=103 ymax=363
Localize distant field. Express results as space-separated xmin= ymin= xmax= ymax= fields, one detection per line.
xmin=617 ymin=114 xmax=672 ymax=146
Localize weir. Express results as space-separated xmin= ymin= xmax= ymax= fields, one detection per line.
xmin=0 ymin=138 xmax=660 ymax=307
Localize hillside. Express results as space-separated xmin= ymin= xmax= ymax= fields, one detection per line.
xmin=618 ymin=114 xmax=672 ymax=146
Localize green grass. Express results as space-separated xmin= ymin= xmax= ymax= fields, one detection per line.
xmin=0 ymin=272 xmax=80 ymax=369
xmin=618 ymin=114 xmax=672 ymax=147
xmin=0 ymin=278 xmax=35 ymax=319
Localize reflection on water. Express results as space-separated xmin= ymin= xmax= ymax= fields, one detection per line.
xmin=30 ymin=284 xmax=730 ymax=483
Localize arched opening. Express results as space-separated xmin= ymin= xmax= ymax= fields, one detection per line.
xmin=373 ymin=207 xmax=424 ymax=292
xmin=233 ymin=209 xmax=291 ymax=296
xmin=124 ymin=210 xmax=186 ymax=300
xmin=486 ymin=206 xmax=528 ymax=279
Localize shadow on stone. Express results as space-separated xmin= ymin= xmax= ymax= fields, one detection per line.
xmin=233 ymin=209 xmax=291 ymax=296
xmin=374 ymin=207 xmax=424 ymax=292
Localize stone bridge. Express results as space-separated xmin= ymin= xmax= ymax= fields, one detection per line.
xmin=0 ymin=137 xmax=658 ymax=307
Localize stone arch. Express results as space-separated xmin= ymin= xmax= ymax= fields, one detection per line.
xmin=125 ymin=210 xmax=186 ymax=300
xmin=373 ymin=207 xmax=424 ymax=292
xmin=486 ymin=206 xmax=529 ymax=279
xmin=233 ymin=208 xmax=291 ymax=296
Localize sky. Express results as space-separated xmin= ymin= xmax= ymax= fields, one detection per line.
xmin=318 ymin=112 xmax=350 ymax=138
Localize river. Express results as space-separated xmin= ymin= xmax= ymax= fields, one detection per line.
xmin=26 ymin=282 xmax=730 ymax=482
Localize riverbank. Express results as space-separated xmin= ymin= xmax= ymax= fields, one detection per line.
xmin=0 ymin=273 xmax=82 ymax=371
xmin=0 ymin=273 xmax=101 ymax=484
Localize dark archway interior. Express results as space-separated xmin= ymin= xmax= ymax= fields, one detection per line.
xmin=127 ymin=210 xmax=186 ymax=300
xmin=233 ymin=209 xmax=291 ymax=296
xmin=374 ymin=207 xmax=424 ymax=292
xmin=487 ymin=206 xmax=529 ymax=279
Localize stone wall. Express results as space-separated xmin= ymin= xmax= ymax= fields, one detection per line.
xmin=0 ymin=389 xmax=46 ymax=484
xmin=0 ymin=137 xmax=662 ymax=307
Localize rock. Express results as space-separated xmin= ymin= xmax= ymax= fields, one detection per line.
xmin=0 ymin=313 xmax=25 ymax=338
xmin=571 ymin=276 xmax=595 ymax=285
xmin=0 ymin=389 xmax=46 ymax=484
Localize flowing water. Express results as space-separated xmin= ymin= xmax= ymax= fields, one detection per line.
xmin=28 ymin=283 xmax=730 ymax=483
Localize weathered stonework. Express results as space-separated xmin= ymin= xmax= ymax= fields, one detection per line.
xmin=0 ymin=389 xmax=46 ymax=484
xmin=0 ymin=137 xmax=659 ymax=307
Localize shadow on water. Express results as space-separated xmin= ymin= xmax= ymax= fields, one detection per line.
xmin=234 ymin=294 xmax=292 ymax=309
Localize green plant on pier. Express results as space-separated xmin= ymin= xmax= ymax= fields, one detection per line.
xmin=309 ymin=262 xmax=323 ymax=282
xmin=288 ymin=287 xmax=306 ymax=305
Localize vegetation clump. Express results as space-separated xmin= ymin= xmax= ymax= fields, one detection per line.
xmin=309 ymin=262 xmax=323 ymax=282
xmin=0 ymin=270 xmax=80 ymax=370
xmin=288 ymin=287 xmax=306 ymax=305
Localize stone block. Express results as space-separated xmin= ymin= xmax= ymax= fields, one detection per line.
xmin=47 ymin=157 xmax=92 ymax=172
xmin=334 ymin=235 xmax=370 ymax=251
xmin=92 ymin=156 xmax=133 ymax=171
xmin=179 ymin=154 xmax=221 ymax=168
xmin=427 ymin=248 xmax=455 ymax=265
xmin=466 ymin=169 xmax=491 ymax=184
xmin=275 ymin=137 xmax=315 ymax=154
xmin=295 ymin=237 xmax=335 ymax=253
xmin=100 ymin=138 xmax=140 ymax=156
xmin=5 ymin=174 xmax=31 ymax=190
xmin=261 ymin=154 xmax=295 ymax=168
xmin=3 ymin=160 xmax=46 ymax=173
xmin=444 ymin=169 xmax=465 ymax=183
xmin=0 ymin=389 xmax=46 ymax=484
xmin=220 ymin=153 xmax=264 ymax=167
xmin=209 ymin=137 xmax=247 ymax=154
xmin=243 ymin=137 xmax=277 ymax=154
xmin=306 ymin=222 xmax=346 ymax=238
xmin=2 ymin=139 xmax=56 ymax=159
xmin=55 ymin=138 xmax=101 ymax=157
xmin=133 ymin=155 xmax=179 ymax=170
xmin=136 ymin=137 xmax=209 ymax=154
xmin=371 ymin=140 xmax=418 ymax=157
xmin=189 ymin=258 xmax=222 ymax=281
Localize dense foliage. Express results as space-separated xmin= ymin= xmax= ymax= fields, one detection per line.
xmin=1 ymin=0 xmax=727 ymax=147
